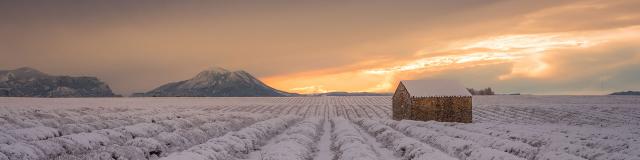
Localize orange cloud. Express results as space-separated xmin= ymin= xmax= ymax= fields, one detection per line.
xmin=264 ymin=26 xmax=640 ymax=94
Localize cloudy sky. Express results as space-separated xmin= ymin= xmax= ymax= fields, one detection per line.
xmin=1 ymin=0 xmax=639 ymax=95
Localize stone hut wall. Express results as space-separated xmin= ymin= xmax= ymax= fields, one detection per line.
xmin=406 ymin=96 xmax=472 ymax=123
xmin=392 ymin=84 xmax=411 ymax=120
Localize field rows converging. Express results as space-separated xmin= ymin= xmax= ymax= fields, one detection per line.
xmin=0 ymin=95 xmax=639 ymax=160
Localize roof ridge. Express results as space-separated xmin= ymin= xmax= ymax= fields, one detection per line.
xmin=400 ymin=79 xmax=471 ymax=97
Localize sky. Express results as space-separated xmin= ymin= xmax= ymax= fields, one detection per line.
xmin=1 ymin=0 xmax=639 ymax=95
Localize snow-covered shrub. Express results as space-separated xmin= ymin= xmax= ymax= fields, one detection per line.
xmin=157 ymin=112 xmax=271 ymax=154
xmin=155 ymin=132 xmax=192 ymax=152
xmin=38 ymin=118 xmax=62 ymax=128
xmin=88 ymin=119 xmax=130 ymax=130
xmin=0 ymin=142 xmax=46 ymax=160
xmin=158 ymin=119 xmax=195 ymax=131
xmin=177 ymin=129 xmax=208 ymax=146
xmin=0 ymin=133 xmax=17 ymax=145
xmin=125 ymin=137 xmax=167 ymax=159
xmin=51 ymin=118 xmax=75 ymax=127
xmin=71 ymin=145 xmax=146 ymax=160
xmin=183 ymin=115 xmax=207 ymax=125
xmin=456 ymin=123 xmax=637 ymax=160
xmin=260 ymin=118 xmax=323 ymax=160
xmin=0 ymin=124 xmax=19 ymax=130
xmin=94 ymin=129 xmax=130 ymax=144
xmin=353 ymin=118 xmax=456 ymax=160
xmin=29 ymin=139 xmax=65 ymax=158
xmin=59 ymin=123 xmax=96 ymax=135
xmin=11 ymin=119 xmax=42 ymax=128
xmin=537 ymin=151 xmax=586 ymax=160
xmin=65 ymin=115 xmax=100 ymax=124
xmin=331 ymin=118 xmax=378 ymax=160
xmin=546 ymin=142 xmax=619 ymax=160
xmin=58 ymin=132 xmax=111 ymax=154
xmin=229 ymin=116 xmax=297 ymax=154
xmin=0 ymin=152 xmax=7 ymax=160
xmin=116 ymin=123 xmax=169 ymax=139
xmin=199 ymin=122 xmax=233 ymax=137
xmin=48 ymin=138 xmax=86 ymax=155
xmin=51 ymin=154 xmax=82 ymax=160
xmin=141 ymin=112 xmax=187 ymax=123
xmin=8 ymin=126 xmax=61 ymax=141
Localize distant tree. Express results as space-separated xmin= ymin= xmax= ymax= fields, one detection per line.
xmin=466 ymin=88 xmax=475 ymax=95
xmin=467 ymin=87 xmax=495 ymax=95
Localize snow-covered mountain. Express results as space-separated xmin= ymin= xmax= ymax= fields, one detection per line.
xmin=0 ymin=67 xmax=118 ymax=97
xmin=143 ymin=67 xmax=295 ymax=97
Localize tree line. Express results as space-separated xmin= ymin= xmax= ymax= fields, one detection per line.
xmin=467 ymin=87 xmax=495 ymax=95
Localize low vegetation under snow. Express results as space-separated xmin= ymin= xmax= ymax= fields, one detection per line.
xmin=0 ymin=95 xmax=639 ymax=160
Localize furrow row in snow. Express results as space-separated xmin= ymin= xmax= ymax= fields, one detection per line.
xmin=330 ymin=118 xmax=382 ymax=160
xmin=381 ymin=119 xmax=526 ymax=160
xmin=353 ymin=118 xmax=457 ymax=160
xmin=158 ymin=115 xmax=299 ymax=160
xmin=250 ymin=118 xmax=323 ymax=160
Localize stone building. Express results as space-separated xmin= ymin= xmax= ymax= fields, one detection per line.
xmin=392 ymin=79 xmax=472 ymax=123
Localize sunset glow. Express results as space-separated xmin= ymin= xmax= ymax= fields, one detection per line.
xmin=265 ymin=26 xmax=640 ymax=94
xmin=2 ymin=0 xmax=639 ymax=95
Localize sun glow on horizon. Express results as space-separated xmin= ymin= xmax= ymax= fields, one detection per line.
xmin=263 ymin=26 xmax=640 ymax=94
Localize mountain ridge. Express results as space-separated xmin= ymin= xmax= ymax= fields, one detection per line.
xmin=142 ymin=67 xmax=295 ymax=97
xmin=610 ymin=91 xmax=640 ymax=96
xmin=0 ymin=67 xmax=118 ymax=97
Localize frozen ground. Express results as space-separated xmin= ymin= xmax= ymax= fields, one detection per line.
xmin=0 ymin=96 xmax=639 ymax=160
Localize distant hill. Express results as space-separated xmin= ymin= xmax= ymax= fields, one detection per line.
xmin=310 ymin=92 xmax=392 ymax=96
xmin=0 ymin=67 xmax=118 ymax=97
xmin=142 ymin=67 xmax=296 ymax=97
xmin=610 ymin=91 xmax=640 ymax=95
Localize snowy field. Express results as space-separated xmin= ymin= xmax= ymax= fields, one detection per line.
xmin=0 ymin=96 xmax=639 ymax=160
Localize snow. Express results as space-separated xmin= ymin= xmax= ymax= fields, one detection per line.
xmin=537 ymin=151 xmax=587 ymax=160
xmin=331 ymin=118 xmax=380 ymax=160
xmin=117 ymin=123 xmax=169 ymax=139
xmin=313 ymin=119 xmax=333 ymax=160
xmin=57 ymin=132 xmax=111 ymax=154
xmin=0 ymin=95 xmax=639 ymax=160
xmin=252 ymin=118 xmax=322 ymax=160
xmin=349 ymin=119 xmax=397 ymax=160
xmin=160 ymin=116 xmax=298 ymax=160
xmin=125 ymin=138 xmax=166 ymax=158
xmin=76 ymin=145 xmax=146 ymax=160
xmin=353 ymin=118 xmax=456 ymax=160
xmin=155 ymin=132 xmax=192 ymax=152
xmin=400 ymin=79 xmax=471 ymax=97
xmin=406 ymin=120 xmax=538 ymax=159
xmin=7 ymin=126 xmax=61 ymax=141
xmin=389 ymin=120 xmax=526 ymax=160
xmin=0 ymin=142 xmax=46 ymax=160
xmin=0 ymin=133 xmax=17 ymax=145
